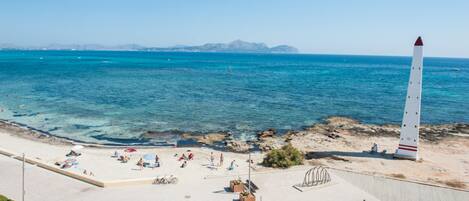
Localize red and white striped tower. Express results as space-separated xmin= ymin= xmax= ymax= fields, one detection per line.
xmin=395 ymin=37 xmax=424 ymax=160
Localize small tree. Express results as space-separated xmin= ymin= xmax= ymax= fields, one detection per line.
xmin=262 ymin=144 xmax=304 ymax=168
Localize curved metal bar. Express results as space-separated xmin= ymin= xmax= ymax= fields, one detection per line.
xmin=301 ymin=166 xmax=331 ymax=187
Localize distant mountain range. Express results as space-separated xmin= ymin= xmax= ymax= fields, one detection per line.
xmin=142 ymin=40 xmax=298 ymax=53
xmin=0 ymin=40 xmax=298 ymax=54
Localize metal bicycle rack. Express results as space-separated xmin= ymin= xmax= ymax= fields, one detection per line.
xmin=301 ymin=166 xmax=331 ymax=187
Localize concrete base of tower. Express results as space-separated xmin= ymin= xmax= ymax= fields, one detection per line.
xmin=394 ymin=149 xmax=419 ymax=161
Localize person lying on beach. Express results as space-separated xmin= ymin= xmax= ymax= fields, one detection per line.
xmin=120 ymin=155 xmax=130 ymax=163
xmin=178 ymin=153 xmax=188 ymax=161
xmin=58 ymin=158 xmax=77 ymax=169
xmin=66 ymin=150 xmax=81 ymax=157
xmin=188 ymin=153 xmax=194 ymax=160
xmin=60 ymin=162 xmax=72 ymax=169
xmin=180 ymin=161 xmax=187 ymax=168
xmin=112 ymin=151 xmax=119 ymax=158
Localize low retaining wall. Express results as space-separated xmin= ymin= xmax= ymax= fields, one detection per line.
xmin=0 ymin=147 xmax=158 ymax=188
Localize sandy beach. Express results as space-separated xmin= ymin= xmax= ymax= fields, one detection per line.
xmin=0 ymin=129 xmax=261 ymax=182
xmin=1 ymin=118 xmax=469 ymax=201
xmin=0 ymin=124 xmax=383 ymax=201
xmin=1 ymin=117 xmax=468 ymax=191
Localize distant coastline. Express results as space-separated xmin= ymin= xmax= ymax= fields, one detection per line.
xmin=0 ymin=40 xmax=298 ymax=54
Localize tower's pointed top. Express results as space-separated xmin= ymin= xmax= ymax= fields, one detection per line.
xmin=414 ymin=36 xmax=423 ymax=46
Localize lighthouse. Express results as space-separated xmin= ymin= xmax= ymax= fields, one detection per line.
xmin=395 ymin=37 xmax=424 ymax=160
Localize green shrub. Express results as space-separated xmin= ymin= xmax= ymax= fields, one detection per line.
xmin=0 ymin=194 xmax=13 ymax=201
xmin=262 ymin=144 xmax=304 ymax=168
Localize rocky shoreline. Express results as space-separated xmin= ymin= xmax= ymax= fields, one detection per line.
xmin=1 ymin=117 xmax=468 ymax=152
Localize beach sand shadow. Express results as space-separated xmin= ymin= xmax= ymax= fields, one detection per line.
xmin=212 ymin=187 xmax=233 ymax=194
xmin=306 ymin=151 xmax=394 ymax=161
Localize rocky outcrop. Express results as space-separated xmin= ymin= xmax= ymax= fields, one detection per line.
xmin=225 ymin=140 xmax=251 ymax=153
xmin=0 ymin=120 xmax=72 ymax=145
xmin=143 ymin=130 xmax=184 ymax=138
xmin=182 ymin=132 xmax=230 ymax=145
xmin=3 ymin=115 xmax=467 ymax=152
xmin=420 ymin=123 xmax=469 ymax=141
xmin=256 ymin=128 xmax=284 ymax=151
xmin=257 ymin=128 xmax=276 ymax=139
xmin=306 ymin=116 xmax=468 ymax=142
xmin=258 ymin=137 xmax=284 ymax=152
xmin=143 ymin=130 xmax=230 ymax=146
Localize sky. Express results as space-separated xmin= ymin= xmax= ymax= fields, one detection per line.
xmin=1 ymin=0 xmax=469 ymax=57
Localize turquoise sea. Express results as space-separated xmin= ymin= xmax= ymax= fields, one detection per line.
xmin=0 ymin=51 xmax=468 ymax=145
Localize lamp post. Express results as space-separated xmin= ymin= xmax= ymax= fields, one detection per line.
xmin=22 ymin=153 xmax=25 ymax=201
xmin=248 ymin=147 xmax=251 ymax=194
xmin=246 ymin=140 xmax=253 ymax=194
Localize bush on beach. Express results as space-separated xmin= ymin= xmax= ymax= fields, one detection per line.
xmin=0 ymin=194 xmax=13 ymax=201
xmin=262 ymin=144 xmax=304 ymax=168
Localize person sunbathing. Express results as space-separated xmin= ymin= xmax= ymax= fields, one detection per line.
xmin=180 ymin=161 xmax=187 ymax=168
xmin=137 ymin=158 xmax=144 ymax=170
xmin=188 ymin=153 xmax=194 ymax=160
xmin=121 ymin=155 xmax=130 ymax=163
xmin=61 ymin=163 xmax=72 ymax=169
xmin=137 ymin=158 xmax=144 ymax=166
xmin=66 ymin=150 xmax=81 ymax=157
xmin=112 ymin=151 xmax=119 ymax=158
xmin=178 ymin=153 xmax=187 ymax=161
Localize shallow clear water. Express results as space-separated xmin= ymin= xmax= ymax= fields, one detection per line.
xmin=0 ymin=51 xmax=468 ymax=144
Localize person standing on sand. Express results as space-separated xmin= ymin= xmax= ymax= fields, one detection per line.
xmin=210 ymin=152 xmax=215 ymax=166
xmin=228 ymin=160 xmax=237 ymax=170
xmin=155 ymin=154 xmax=160 ymax=167
xmin=219 ymin=153 xmax=224 ymax=167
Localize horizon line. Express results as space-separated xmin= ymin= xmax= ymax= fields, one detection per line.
xmin=1 ymin=49 xmax=468 ymax=60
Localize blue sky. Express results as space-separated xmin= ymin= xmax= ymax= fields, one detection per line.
xmin=1 ymin=0 xmax=469 ymax=57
